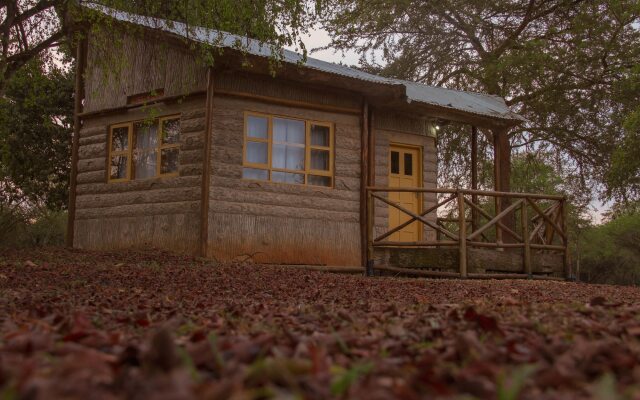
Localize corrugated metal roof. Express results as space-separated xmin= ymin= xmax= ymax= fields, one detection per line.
xmin=83 ymin=2 xmax=524 ymax=123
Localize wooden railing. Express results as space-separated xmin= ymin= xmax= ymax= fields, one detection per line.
xmin=366 ymin=187 xmax=570 ymax=280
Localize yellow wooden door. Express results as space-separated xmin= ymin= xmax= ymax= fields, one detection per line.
xmin=388 ymin=144 xmax=422 ymax=242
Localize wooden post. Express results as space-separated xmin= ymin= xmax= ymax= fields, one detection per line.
xmin=493 ymin=127 xmax=514 ymax=243
xmin=471 ymin=126 xmax=479 ymax=233
xmin=458 ymin=192 xmax=467 ymax=278
xmin=493 ymin=131 xmax=503 ymax=245
xmin=360 ymin=100 xmax=370 ymax=274
xmin=367 ymin=191 xmax=375 ymax=276
xmin=368 ymin=108 xmax=376 ymax=188
xmin=199 ymin=67 xmax=215 ymax=257
xmin=66 ymin=36 xmax=87 ymax=247
xmin=561 ymin=199 xmax=570 ymax=279
xmin=521 ymin=201 xmax=531 ymax=277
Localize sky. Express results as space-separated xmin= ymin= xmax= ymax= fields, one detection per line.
xmin=289 ymin=28 xmax=362 ymax=66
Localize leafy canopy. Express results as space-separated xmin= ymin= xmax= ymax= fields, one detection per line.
xmin=0 ymin=55 xmax=74 ymax=211
xmin=321 ymin=0 xmax=640 ymax=203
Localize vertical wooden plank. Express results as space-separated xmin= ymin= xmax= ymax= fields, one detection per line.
xmin=200 ymin=67 xmax=215 ymax=257
xmin=471 ymin=125 xmax=479 ymax=233
xmin=522 ymin=200 xmax=531 ymax=277
xmin=66 ymin=36 xmax=88 ymax=247
xmin=458 ymin=192 xmax=467 ymax=278
xmin=360 ymin=100 xmax=370 ymax=273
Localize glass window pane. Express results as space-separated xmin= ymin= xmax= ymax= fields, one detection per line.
xmin=247 ymin=116 xmax=268 ymax=139
xmin=391 ymin=151 xmax=400 ymax=174
xmin=272 ymin=171 xmax=304 ymax=185
xmin=246 ymin=141 xmax=268 ymax=164
xmin=134 ymin=121 xmax=158 ymax=150
xmin=242 ymin=168 xmax=268 ymax=180
xmin=134 ymin=150 xmax=157 ymax=179
xmin=311 ymin=149 xmax=330 ymax=171
xmin=404 ymin=153 xmax=413 ymax=176
xmin=161 ymin=118 xmax=180 ymax=145
xmin=110 ymin=155 xmax=128 ymax=179
xmin=272 ymin=144 xmax=305 ymax=170
xmin=311 ymin=125 xmax=330 ymax=147
xmin=273 ymin=118 xmax=305 ymax=144
xmin=160 ymin=148 xmax=179 ymax=174
xmin=308 ymin=175 xmax=331 ymax=187
xmin=111 ymin=127 xmax=129 ymax=151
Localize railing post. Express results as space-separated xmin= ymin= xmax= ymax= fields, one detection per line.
xmin=522 ymin=200 xmax=532 ymax=278
xmin=458 ymin=192 xmax=467 ymax=278
xmin=561 ymin=199 xmax=570 ymax=280
xmin=366 ymin=190 xmax=375 ymax=276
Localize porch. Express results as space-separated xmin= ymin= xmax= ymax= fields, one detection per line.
xmin=365 ymin=187 xmax=570 ymax=280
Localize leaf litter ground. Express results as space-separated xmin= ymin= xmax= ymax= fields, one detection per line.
xmin=1 ymin=248 xmax=640 ymax=399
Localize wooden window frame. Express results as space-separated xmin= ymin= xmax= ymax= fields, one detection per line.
xmin=242 ymin=111 xmax=335 ymax=187
xmin=108 ymin=122 xmax=133 ymax=183
xmin=107 ymin=114 xmax=181 ymax=183
xmin=157 ymin=116 xmax=181 ymax=178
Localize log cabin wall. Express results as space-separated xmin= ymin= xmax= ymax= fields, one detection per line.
xmin=372 ymin=113 xmax=438 ymax=241
xmin=206 ymin=72 xmax=363 ymax=266
xmin=73 ymin=33 xmax=207 ymax=254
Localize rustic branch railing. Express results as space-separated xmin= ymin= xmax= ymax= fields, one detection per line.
xmin=366 ymin=187 xmax=570 ymax=280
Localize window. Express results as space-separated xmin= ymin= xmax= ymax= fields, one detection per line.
xmin=108 ymin=115 xmax=180 ymax=182
xmin=242 ymin=112 xmax=334 ymax=187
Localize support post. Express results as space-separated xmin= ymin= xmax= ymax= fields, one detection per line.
xmin=66 ymin=36 xmax=87 ymax=247
xmin=368 ymin=108 xmax=376 ymax=189
xmin=367 ymin=191 xmax=375 ymax=276
xmin=493 ymin=127 xmax=514 ymax=243
xmin=360 ymin=100 xmax=370 ymax=274
xmin=471 ymin=126 xmax=479 ymax=233
xmin=522 ymin=201 xmax=532 ymax=277
xmin=561 ymin=199 xmax=571 ymax=280
xmin=199 ymin=67 xmax=215 ymax=257
xmin=458 ymin=192 xmax=467 ymax=278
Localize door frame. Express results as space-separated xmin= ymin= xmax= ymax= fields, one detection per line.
xmin=388 ymin=142 xmax=424 ymax=241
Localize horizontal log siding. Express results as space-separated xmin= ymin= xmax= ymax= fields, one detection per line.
xmin=206 ymin=92 xmax=362 ymax=266
xmin=372 ymin=117 xmax=438 ymax=242
xmin=73 ymin=99 xmax=206 ymax=255
xmin=83 ymin=31 xmax=207 ymax=113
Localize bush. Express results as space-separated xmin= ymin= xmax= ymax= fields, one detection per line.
xmin=579 ymin=212 xmax=640 ymax=285
xmin=0 ymin=208 xmax=67 ymax=249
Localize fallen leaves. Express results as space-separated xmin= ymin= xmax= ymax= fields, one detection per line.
xmin=1 ymin=247 xmax=640 ymax=399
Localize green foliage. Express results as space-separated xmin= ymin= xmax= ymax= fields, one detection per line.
xmin=0 ymin=57 xmax=74 ymax=211
xmin=607 ymin=65 xmax=640 ymax=205
xmin=0 ymin=208 xmax=67 ymax=249
xmin=322 ymin=0 xmax=640 ymax=203
xmin=579 ymin=211 xmax=640 ymax=285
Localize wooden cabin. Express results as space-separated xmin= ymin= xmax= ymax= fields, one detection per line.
xmin=68 ymin=4 xmax=570 ymax=279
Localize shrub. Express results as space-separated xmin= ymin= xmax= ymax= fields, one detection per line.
xmin=0 ymin=208 xmax=67 ymax=249
xmin=579 ymin=212 xmax=640 ymax=285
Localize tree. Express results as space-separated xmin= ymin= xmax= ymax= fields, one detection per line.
xmin=1 ymin=0 xmax=323 ymax=94
xmin=0 ymin=54 xmax=74 ymax=211
xmin=321 ymin=0 xmax=640 ymax=202
xmin=606 ymin=65 xmax=640 ymax=206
